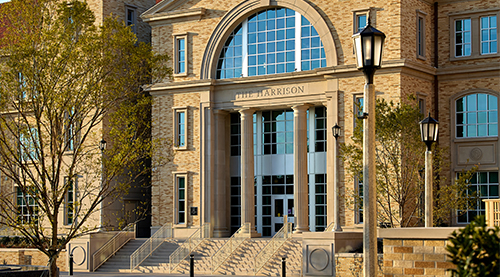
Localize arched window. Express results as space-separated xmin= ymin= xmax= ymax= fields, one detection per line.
xmin=456 ymin=93 xmax=498 ymax=138
xmin=216 ymin=8 xmax=326 ymax=79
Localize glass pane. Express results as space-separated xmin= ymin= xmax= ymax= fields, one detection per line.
xmin=478 ymin=94 xmax=488 ymax=110
xmin=467 ymin=94 xmax=477 ymax=111
xmin=467 ymin=125 xmax=476 ymax=137
xmin=456 ymin=98 xmax=464 ymax=112
xmin=489 ymin=124 xmax=498 ymax=136
xmin=467 ymin=113 xmax=476 ymax=124
xmin=478 ymin=112 xmax=487 ymax=123
xmin=489 ymin=185 xmax=499 ymax=197
xmin=478 ymin=125 xmax=487 ymax=136
xmin=490 ymin=95 xmax=498 ymax=110
xmin=490 ymin=172 xmax=498 ymax=183
xmin=457 ymin=113 xmax=465 ymax=124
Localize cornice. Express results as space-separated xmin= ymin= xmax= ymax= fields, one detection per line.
xmin=437 ymin=61 xmax=500 ymax=81
xmin=142 ymin=8 xmax=206 ymax=24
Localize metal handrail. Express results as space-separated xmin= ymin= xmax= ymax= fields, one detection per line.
xmin=130 ymin=222 xmax=173 ymax=270
xmin=254 ymin=220 xmax=292 ymax=275
xmin=92 ymin=223 xmax=135 ymax=272
xmin=211 ymin=222 xmax=251 ymax=274
xmin=169 ymin=223 xmax=210 ymax=272
xmin=324 ymin=222 xmax=334 ymax=232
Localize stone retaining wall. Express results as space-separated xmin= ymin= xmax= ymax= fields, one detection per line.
xmin=0 ymin=249 xmax=67 ymax=271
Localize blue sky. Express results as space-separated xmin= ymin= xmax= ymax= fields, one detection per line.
xmin=0 ymin=0 xmax=9 ymax=3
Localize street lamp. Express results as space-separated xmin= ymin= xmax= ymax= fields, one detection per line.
xmin=331 ymin=123 xmax=342 ymax=232
xmin=419 ymin=113 xmax=439 ymax=227
xmin=99 ymin=139 xmax=106 ymax=231
xmin=352 ymin=19 xmax=385 ymax=277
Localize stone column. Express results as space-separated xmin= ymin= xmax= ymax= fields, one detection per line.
xmin=292 ymin=104 xmax=310 ymax=233
xmin=213 ymin=110 xmax=229 ymax=237
xmin=239 ymin=108 xmax=258 ymax=235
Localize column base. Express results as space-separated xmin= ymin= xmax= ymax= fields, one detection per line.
xmin=293 ymin=227 xmax=310 ymax=234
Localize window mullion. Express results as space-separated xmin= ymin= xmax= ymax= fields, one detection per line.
xmin=242 ymin=19 xmax=248 ymax=77
xmin=295 ymin=13 xmax=301 ymax=71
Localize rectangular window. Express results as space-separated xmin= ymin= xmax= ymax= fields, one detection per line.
xmin=419 ymin=97 xmax=426 ymax=115
xmin=455 ymin=19 xmax=471 ymax=57
xmin=357 ymin=178 xmax=363 ymax=224
xmin=417 ymin=12 xmax=426 ymax=59
xmin=356 ymin=14 xmax=367 ymax=33
xmin=174 ymin=34 xmax=189 ymax=75
xmin=354 ymin=96 xmax=364 ymax=128
xmin=177 ymin=38 xmax=186 ymax=74
xmin=17 ymin=187 xmax=38 ymax=224
xmin=314 ymin=174 xmax=327 ymax=231
xmin=64 ymin=177 xmax=75 ymax=225
xmin=173 ymin=108 xmax=188 ymax=149
xmin=262 ymin=110 xmax=294 ymax=155
xmin=457 ymin=171 xmax=498 ymax=223
xmin=314 ymin=107 xmax=327 ymax=152
xmin=230 ymin=177 xmax=241 ymax=235
xmin=126 ymin=7 xmax=136 ymax=34
xmin=230 ymin=113 xmax=241 ymax=156
xmin=20 ymin=127 xmax=39 ymax=162
xmin=481 ymin=15 xmax=497 ymax=55
xmin=175 ymin=175 xmax=187 ymax=225
xmin=65 ymin=109 xmax=77 ymax=152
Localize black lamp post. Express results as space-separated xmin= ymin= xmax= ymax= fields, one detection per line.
xmin=99 ymin=139 xmax=106 ymax=231
xmin=331 ymin=123 xmax=342 ymax=232
xmin=352 ymin=19 xmax=385 ymax=277
xmin=419 ymin=113 xmax=439 ymax=227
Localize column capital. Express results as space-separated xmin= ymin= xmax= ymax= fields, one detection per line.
xmin=291 ymin=104 xmax=312 ymax=113
xmin=238 ymin=108 xmax=257 ymax=116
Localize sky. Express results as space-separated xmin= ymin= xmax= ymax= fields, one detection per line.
xmin=0 ymin=0 xmax=9 ymax=3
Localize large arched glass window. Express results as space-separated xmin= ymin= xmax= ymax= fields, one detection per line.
xmin=217 ymin=8 xmax=326 ymax=79
xmin=456 ymin=93 xmax=498 ymax=138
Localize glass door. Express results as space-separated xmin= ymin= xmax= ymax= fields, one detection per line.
xmin=272 ymin=195 xmax=294 ymax=234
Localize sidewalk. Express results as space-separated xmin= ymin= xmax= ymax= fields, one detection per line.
xmin=61 ymin=273 xmax=257 ymax=277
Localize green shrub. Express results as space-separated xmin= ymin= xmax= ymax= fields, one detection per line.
xmin=446 ymin=216 xmax=500 ymax=276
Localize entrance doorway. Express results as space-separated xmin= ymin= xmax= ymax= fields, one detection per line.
xmin=272 ymin=195 xmax=294 ymax=234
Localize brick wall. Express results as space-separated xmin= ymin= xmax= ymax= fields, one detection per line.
xmin=0 ymin=249 xmax=67 ymax=271
xmin=335 ymin=253 xmax=384 ymax=277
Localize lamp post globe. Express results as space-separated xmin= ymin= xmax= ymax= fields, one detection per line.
xmin=352 ymin=19 xmax=386 ymax=83
xmin=419 ymin=113 xmax=439 ymax=151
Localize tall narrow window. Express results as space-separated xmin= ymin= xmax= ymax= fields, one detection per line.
xmin=17 ymin=187 xmax=38 ymax=224
xmin=262 ymin=110 xmax=293 ymax=155
xmin=417 ymin=12 xmax=426 ymax=59
xmin=65 ymin=109 xmax=77 ymax=152
xmin=455 ymin=18 xmax=471 ymax=57
xmin=173 ymin=108 xmax=188 ymax=149
xmin=481 ymin=15 xmax=497 ymax=55
xmin=126 ymin=7 xmax=136 ymax=34
xmin=314 ymin=107 xmax=327 ymax=152
xmin=177 ymin=38 xmax=186 ymax=74
xmin=176 ymin=175 xmax=186 ymax=224
xmin=64 ymin=177 xmax=75 ymax=225
xmin=20 ymin=127 xmax=39 ymax=162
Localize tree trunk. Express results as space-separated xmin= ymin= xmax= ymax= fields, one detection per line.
xmin=50 ymin=255 xmax=58 ymax=277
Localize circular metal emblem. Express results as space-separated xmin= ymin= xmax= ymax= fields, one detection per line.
xmin=470 ymin=148 xmax=483 ymax=161
xmin=309 ymin=248 xmax=329 ymax=271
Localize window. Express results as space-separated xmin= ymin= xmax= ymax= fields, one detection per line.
xmin=355 ymin=14 xmax=367 ymax=33
xmin=417 ymin=11 xmax=426 ymax=59
xmin=419 ymin=97 xmax=426 ymax=115
xmin=481 ymin=15 xmax=497 ymax=55
xmin=314 ymin=174 xmax=327 ymax=231
xmin=174 ymin=35 xmax=187 ymax=75
xmin=126 ymin=7 xmax=136 ymax=34
xmin=64 ymin=177 xmax=76 ymax=225
xmin=173 ymin=108 xmax=188 ymax=149
xmin=17 ymin=187 xmax=38 ymax=224
xmin=455 ymin=19 xmax=471 ymax=57
xmin=230 ymin=113 xmax=241 ymax=156
xmin=216 ymin=8 xmax=326 ymax=79
xmin=456 ymin=93 xmax=498 ymax=138
xmin=314 ymin=107 xmax=327 ymax=152
xmin=458 ymin=171 xmax=498 ymax=223
xmin=450 ymin=11 xmax=500 ymax=60
xmin=262 ymin=110 xmax=294 ymax=155
xmin=20 ymin=127 xmax=39 ymax=162
xmin=65 ymin=109 xmax=77 ymax=152
xmin=230 ymin=177 xmax=241 ymax=234
xmin=174 ymin=174 xmax=187 ymax=225
xmin=356 ymin=178 xmax=363 ymax=224
xmin=353 ymin=96 xmax=364 ymax=128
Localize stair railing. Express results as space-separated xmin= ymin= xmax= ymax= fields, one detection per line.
xmin=169 ymin=223 xmax=210 ymax=273
xmin=211 ymin=222 xmax=252 ymax=274
xmin=254 ymin=220 xmax=292 ymax=275
xmin=130 ymin=222 xmax=173 ymax=271
xmin=92 ymin=223 xmax=135 ymax=272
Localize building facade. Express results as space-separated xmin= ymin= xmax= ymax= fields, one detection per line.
xmin=143 ymin=0 xmax=499 ymax=237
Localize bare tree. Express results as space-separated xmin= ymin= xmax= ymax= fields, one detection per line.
xmin=0 ymin=0 xmax=170 ymax=276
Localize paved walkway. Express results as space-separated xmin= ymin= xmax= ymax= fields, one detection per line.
xmin=62 ymin=273 xmax=256 ymax=277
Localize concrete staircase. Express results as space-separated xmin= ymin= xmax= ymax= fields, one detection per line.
xmin=96 ymin=238 xmax=146 ymax=272
xmin=216 ymin=238 xmax=269 ymax=275
xmin=259 ymin=238 xmax=303 ymax=276
xmin=97 ymin=237 xmax=303 ymax=276
xmin=173 ymin=238 xmax=228 ymax=274
xmin=135 ymin=239 xmax=184 ymax=273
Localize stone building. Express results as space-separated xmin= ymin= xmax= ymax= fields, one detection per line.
xmin=142 ymin=0 xmax=499 ymax=238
